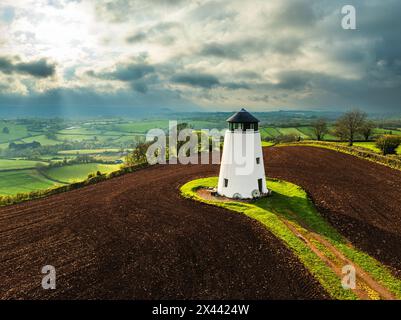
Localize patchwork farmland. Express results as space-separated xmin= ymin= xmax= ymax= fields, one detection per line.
xmin=2 ymin=116 xmax=401 ymax=196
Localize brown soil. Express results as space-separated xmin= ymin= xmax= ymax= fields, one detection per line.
xmin=1 ymin=146 xmax=401 ymax=299
xmin=267 ymin=146 xmax=401 ymax=278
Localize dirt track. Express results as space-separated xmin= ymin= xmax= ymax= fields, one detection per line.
xmin=1 ymin=146 xmax=401 ymax=299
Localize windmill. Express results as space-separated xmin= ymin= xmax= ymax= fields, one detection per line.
xmin=217 ymin=108 xmax=268 ymax=199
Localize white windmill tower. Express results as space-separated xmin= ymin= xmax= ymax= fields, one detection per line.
xmin=217 ymin=108 xmax=268 ymax=199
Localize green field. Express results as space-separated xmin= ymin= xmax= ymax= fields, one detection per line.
xmin=55 ymin=133 xmax=140 ymax=145
xmin=55 ymin=134 xmax=99 ymax=142
xmin=373 ymin=128 xmax=401 ymax=136
xmin=260 ymin=125 xmax=401 ymax=141
xmin=0 ymin=143 xmax=9 ymax=149
xmin=100 ymin=120 xmax=170 ymax=133
xmin=115 ymin=135 xmax=143 ymax=142
xmin=98 ymin=119 xmax=223 ymax=133
xmin=277 ymin=127 xmax=307 ymax=138
xmin=0 ymin=119 xmax=177 ymax=153
xmin=22 ymin=135 xmax=60 ymax=146
xmin=0 ymin=159 xmax=48 ymax=170
xmin=182 ymin=120 xmax=223 ymax=129
xmin=58 ymin=128 xmax=102 ymax=135
xmin=58 ymin=149 xmax=122 ymax=155
xmin=0 ymin=170 xmax=61 ymax=195
xmin=43 ymin=163 xmax=121 ymax=183
xmin=260 ymin=126 xmax=338 ymax=141
xmin=0 ymin=159 xmax=121 ymax=195
xmin=0 ymin=121 xmax=30 ymax=143
xmin=295 ymin=126 xmax=315 ymax=137
xmin=260 ymin=127 xmax=281 ymax=138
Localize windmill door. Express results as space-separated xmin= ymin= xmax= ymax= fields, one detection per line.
xmin=258 ymin=179 xmax=263 ymax=193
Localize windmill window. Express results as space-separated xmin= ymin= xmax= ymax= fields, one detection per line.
xmin=256 ymin=157 xmax=260 ymax=164
xmin=224 ymin=179 xmax=228 ymax=188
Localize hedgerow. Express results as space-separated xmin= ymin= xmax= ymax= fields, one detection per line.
xmin=0 ymin=162 xmax=149 ymax=207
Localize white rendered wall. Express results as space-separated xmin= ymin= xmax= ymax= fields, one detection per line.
xmin=217 ymin=130 xmax=268 ymax=199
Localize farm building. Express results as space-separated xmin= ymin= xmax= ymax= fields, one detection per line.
xmin=217 ymin=108 xmax=268 ymax=199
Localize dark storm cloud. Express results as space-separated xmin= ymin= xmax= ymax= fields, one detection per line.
xmin=110 ymin=64 xmax=155 ymax=82
xmin=126 ymin=22 xmax=179 ymax=46
xmin=189 ymin=0 xmax=237 ymax=22
xmin=0 ymin=56 xmax=56 ymax=78
xmin=249 ymin=95 xmax=270 ymax=103
xmin=354 ymin=0 xmax=401 ymax=71
xmin=131 ymin=81 xmax=148 ymax=94
xmin=270 ymin=69 xmax=401 ymax=111
xmin=0 ymin=86 xmax=197 ymax=117
xmin=235 ymin=71 xmax=261 ymax=80
xmin=267 ymin=0 xmax=322 ymax=29
xmin=96 ymin=0 xmax=185 ymax=23
xmin=276 ymin=71 xmax=313 ymax=90
xmin=86 ymin=61 xmax=157 ymax=94
xmin=171 ymin=72 xmax=250 ymax=90
xmin=126 ymin=32 xmax=147 ymax=43
xmin=272 ymin=39 xmax=303 ymax=55
xmin=199 ymin=36 xmax=302 ymax=61
xmin=171 ymin=73 xmax=220 ymax=88
xmin=0 ymin=57 xmax=13 ymax=71
xmin=199 ymin=42 xmax=242 ymax=60
xmin=223 ymin=82 xmax=250 ymax=90
xmin=88 ymin=61 xmax=156 ymax=84
xmin=16 ymin=59 xmax=56 ymax=78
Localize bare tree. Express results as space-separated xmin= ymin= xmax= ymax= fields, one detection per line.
xmin=311 ymin=118 xmax=328 ymax=141
xmin=332 ymin=127 xmax=345 ymax=141
xmin=359 ymin=121 xmax=376 ymax=141
xmin=334 ymin=109 xmax=367 ymax=146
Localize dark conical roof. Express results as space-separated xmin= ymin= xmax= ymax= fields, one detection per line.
xmin=226 ymin=108 xmax=260 ymax=123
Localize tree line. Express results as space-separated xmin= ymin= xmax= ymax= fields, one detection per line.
xmin=312 ymin=109 xmax=401 ymax=154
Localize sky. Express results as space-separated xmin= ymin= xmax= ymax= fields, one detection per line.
xmin=0 ymin=0 xmax=400 ymax=115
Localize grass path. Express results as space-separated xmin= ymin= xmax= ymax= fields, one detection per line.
xmin=280 ymin=216 xmax=393 ymax=299
xmin=181 ymin=177 xmax=401 ymax=300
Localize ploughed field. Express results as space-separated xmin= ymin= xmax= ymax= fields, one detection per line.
xmin=267 ymin=147 xmax=401 ymax=279
xmin=1 ymin=146 xmax=401 ymax=299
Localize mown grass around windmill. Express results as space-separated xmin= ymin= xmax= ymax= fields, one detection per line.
xmin=180 ymin=177 xmax=401 ymax=300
